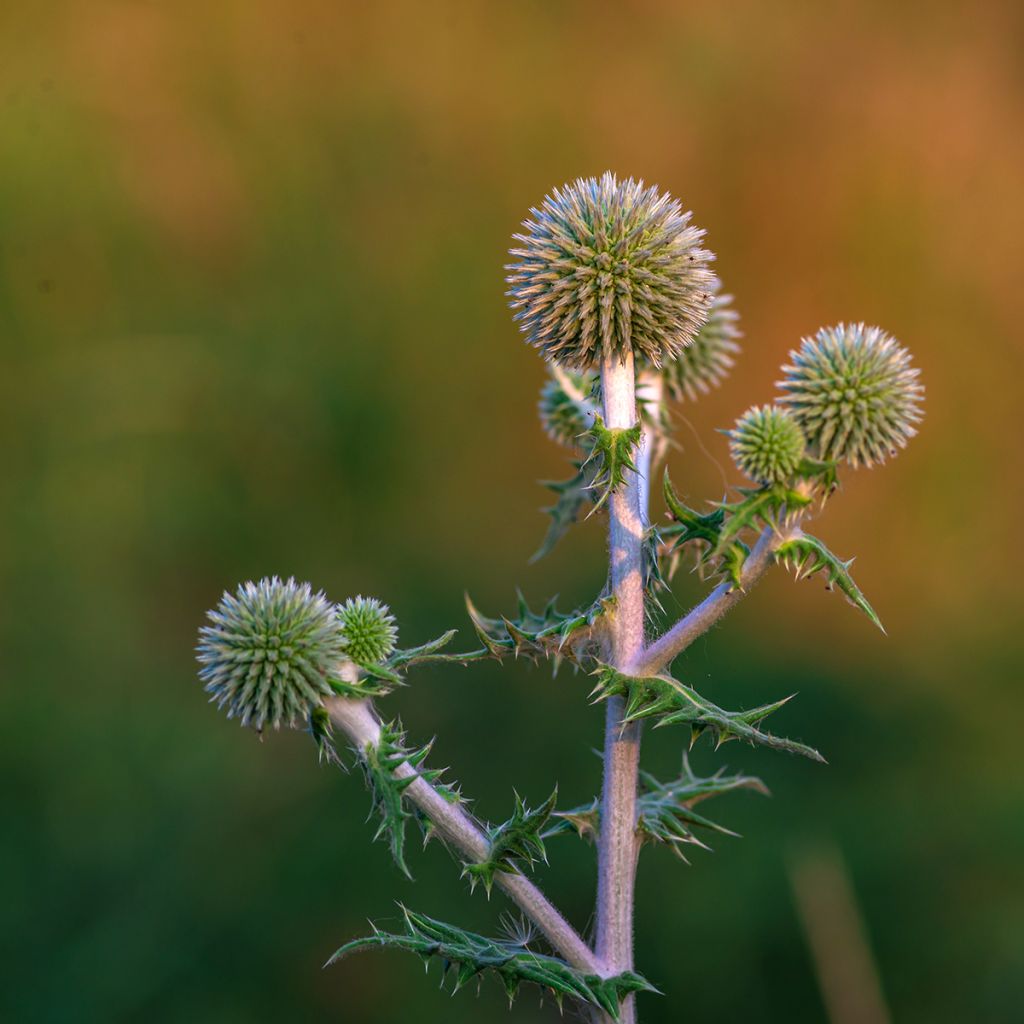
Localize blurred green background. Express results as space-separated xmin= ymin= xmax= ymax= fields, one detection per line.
xmin=2 ymin=2 xmax=1022 ymax=1022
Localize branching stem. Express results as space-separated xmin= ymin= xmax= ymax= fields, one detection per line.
xmin=324 ymin=695 xmax=602 ymax=976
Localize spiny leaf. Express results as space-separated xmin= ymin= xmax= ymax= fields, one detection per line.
xmin=350 ymin=629 xmax=488 ymax=695
xmin=360 ymin=720 xmax=452 ymax=878
xmin=637 ymin=755 xmax=768 ymax=860
xmin=590 ymin=665 xmax=825 ymax=762
xmin=327 ymin=906 xmax=658 ymax=1019
xmin=308 ymin=705 xmax=343 ymax=767
xmin=465 ymin=591 xmax=611 ymax=671
xmin=657 ymin=470 xmax=739 ymax=583
xmin=544 ymin=799 xmax=600 ymax=843
xmin=713 ymin=483 xmax=813 ymax=558
xmin=463 ymin=789 xmax=558 ymax=895
xmin=775 ymin=532 xmax=884 ymax=632
xmin=581 ymin=415 xmax=643 ymax=514
xmin=531 ymin=459 xmax=599 ymax=563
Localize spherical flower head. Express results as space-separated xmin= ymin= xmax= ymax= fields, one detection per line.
xmin=777 ymin=323 xmax=924 ymax=468
xmin=662 ymin=278 xmax=741 ymax=402
xmin=338 ymin=596 xmax=398 ymax=666
xmin=728 ymin=404 xmax=806 ymax=485
xmin=538 ymin=368 xmax=597 ymax=447
xmin=507 ymin=171 xmax=715 ymax=370
xmin=197 ymin=577 xmax=344 ymax=731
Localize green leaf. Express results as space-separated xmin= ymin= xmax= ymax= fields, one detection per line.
xmin=581 ymin=415 xmax=642 ymax=514
xmin=775 ymin=533 xmax=885 ymax=632
xmin=307 ymin=705 xmax=343 ymax=767
xmin=465 ymin=591 xmax=611 ymax=671
xmin=590 ymin=665 xmax=825 ymax=762
xmin=543 ymin=799 xmax=600 ymax=843
xmin=531 ymin=459 xmax=598 ymax=563
xmin=713 ymin=483 xmax=813 ymax=559
xmin=637 ymin=755 xmax=768 ymax=860
xmin=360 ymin=720 xmax=452 ymax=878
xmin=327 ymin=906 xmax=658 ymax=1019
xmin=463 ymin=789 xmax=557 ymax=895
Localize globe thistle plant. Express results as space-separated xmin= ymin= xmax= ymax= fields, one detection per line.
xmin=197 ymin=177 xmax=924 ymax=1024
xmin=338 ymin=596 xmax=398 ymax=666
xmin=728 ymin=404 xmax=806 ymax=485
xmin=661 ymin=279 xmax=741 ymax=402
xmin=507 ymin=172 xmax=715 ymax=369
xmin=777 ymin=323 xmax=924 ymax=468
xmin=197 ymin=576 xmax=344 ymax=730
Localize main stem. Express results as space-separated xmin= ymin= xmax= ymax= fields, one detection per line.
xmin=595 ymin=352 xmax=646 ymax=1023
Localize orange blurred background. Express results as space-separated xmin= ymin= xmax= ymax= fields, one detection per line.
xmin=2 ymin=3 xmax=1021 ymax=1022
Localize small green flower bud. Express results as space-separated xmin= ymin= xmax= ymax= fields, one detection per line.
xmin=777 ymin=323 xmax=924 ymax=468
xmin=507 ymin=172 xmax=715 ymax=369
xmin=728 ymin=405 xmax=806 ymax=485
xmin=338 ymin=596 xmax=398 ymax=666
xmin=661 ymin=279 xmax=741 ymax=402
xmin=197 ymin=577 xmax=344 ymax=730
xmin=538 ymin=369 xmax=597 ymax=447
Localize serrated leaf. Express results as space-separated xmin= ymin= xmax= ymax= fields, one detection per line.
xmin=543 ymin=799 xmax=600 ymax=843
xmin=581 ymin=415 xmax=642 ymax=514
xmin=531 ymin=459 xmax=599 ymax=563
xmin=463 ymin=789 xmax=557 ymax=895
xmin=713 ymin=483 xmax=813 ymax=558
xmin=360 ymin=720 xmax=452 ymax=878
xmin=327 ymin=906 xmax=658 ymax=1019
xmin=307 ymin=705 xmax=343 ymax=767
xmin=590 ymin=665 xmax=825 ymax=762
xmin=465 ymin=591 xmax=611 ymax=671
xmin=637 ymin=755 xmax=768 ymax=860
xmin=775 ymin=533 xmax=884 ymax=632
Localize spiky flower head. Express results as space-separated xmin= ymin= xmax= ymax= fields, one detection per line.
xmin=507 ymin=171 xmax=715 ymax=370
xmin=197 ymin=576 xmax=344 ymax=731
xmin=728 ymin=404 xmax=806 ymax=485
xmin=338 ymin=596 xmax=398 ymax=666
xmin=662 ymin=279 xmax=741 ymax=402
xmin=538 ymin=368 xmax=597 ymax=447
xmin=777 ymin=323 xmax=924 ymax=468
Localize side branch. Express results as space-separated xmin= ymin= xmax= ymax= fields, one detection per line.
xmin=324 ymin=695 xmax=602 ymax=976
xmin=628 ymin=525 xmax=783 ymax=677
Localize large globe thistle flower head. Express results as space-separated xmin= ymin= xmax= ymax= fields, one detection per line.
xmin=507 ymin=172 xmax=715 ymax=370
xmin=662 ymin=278 xmax=741 ymax=402
xmin=538 ymin=367 xmax=597 ymax=447
xmin=777 ymin=323 xmax=924 ymax=468
xmin=338 ymin=596 xmax=398 ymax=666
xmin=728 ymin=404 xmax=806 ymax=485
xmin=197 ymin=577 xmax=345 ymax=731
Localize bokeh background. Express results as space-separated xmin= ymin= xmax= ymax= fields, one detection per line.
xmin=2 ymin=2 xmax=1022 ymax=1022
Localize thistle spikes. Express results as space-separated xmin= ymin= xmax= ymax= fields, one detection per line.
xmin=337 ymin=596 xmax=398 ymax=666
xmin=662 ymin=279 xmax=741 ymax=402
xmin=777 ymin=323 xmax=924 ymax=468
xmin=728 ymin=405 xmax=806 ymax=485
xmin=507 ymin=172 xmax=715 ymax=369
xmin=538 ymin=367 xmax=597 ymax=447
xmin=197 ymin=577 xmax=345 ymax=731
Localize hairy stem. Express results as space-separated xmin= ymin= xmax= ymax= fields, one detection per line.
xmin=635 ymin=370 xmax=664 ymax=529
xmin=595 ymin=352 xmax=645 ymax=1024
xmin=324 ymin=695 xmax=601 ymax=975
xmin=628 ymin=523 xmax=784 ymax=677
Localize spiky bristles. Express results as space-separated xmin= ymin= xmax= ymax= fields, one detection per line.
xmin=507 ymin=171 xmax=715 ymax=370
xmin=538 ymin=368 xmax=597 ymax=447
xmin=728 ymin=405 xmax=806 ymax=485
xmin=777 ymin=323 xmax=924 ymax=468
xmin=197 ymin=577 xmax=344 ymax=731
xmin=662 ymin=280 xmax=741 ymax=402
xmin=338 ymin=596 xmax=398 ymax=666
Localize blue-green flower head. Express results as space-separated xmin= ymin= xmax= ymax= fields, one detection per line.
xmin=777 ymin=323 xmax=924 ymax=468
xmin=728 ymin=404 xmax=806 ymax=485
xmin=338 ymin=596 xmax=398 ymax=666
xmin=538 ymin=368 xmax=597 ymax=447
xmin=197 ymin=577 xmax=344 ymax=731
xmin=662 ymin=278 xmax=741 ymax=402
xmin=507 ymin=172 xmax=715 ymax=370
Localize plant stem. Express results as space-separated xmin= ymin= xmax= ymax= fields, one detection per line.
xmin=595 ymin=351 xmax=646 ymax=1024
xmin=324 ymin=695 xmax=601 ymax=976
xmin=628 ymin=523 xmax=782 ymax=678
xmin=635 ymin=370 xmax=663 ymax=529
